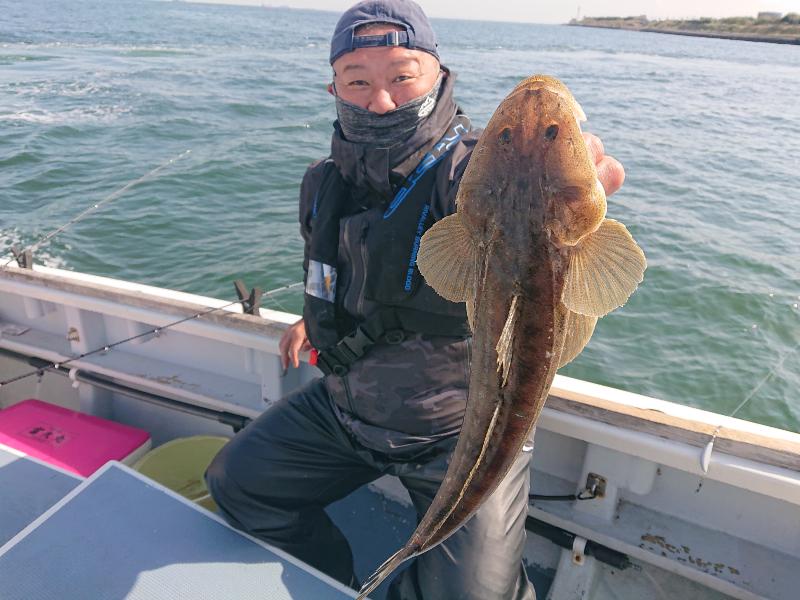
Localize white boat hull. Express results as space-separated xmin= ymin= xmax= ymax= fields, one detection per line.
xmin=1 ymin=264 xmax=798 ymax=599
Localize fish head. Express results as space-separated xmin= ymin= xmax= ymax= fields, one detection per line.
xmin=462 ymin=75 xmax=606 ymax=248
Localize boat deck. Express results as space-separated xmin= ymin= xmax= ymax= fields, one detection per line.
xmin=0 ymin=457 xmax=358 ymax=600
xmin=0 ymin=445 xmax=81 ymax=546
xmin=0 ymin=442 xmax=743 ymax=600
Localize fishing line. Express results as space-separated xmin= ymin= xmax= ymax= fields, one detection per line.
xmin=698 ymin=338 xmax=799 ymax=476
xmin=2 ymin=134 xmax=281 ymax=268
xmin=2 ymin=149 xmax=192 ymax=268
xmin=261 ymin=288 xmax=295 ymax=314
xmin=0 ymin=280 xmax=303 ymax=390
xmin=0 ymin=141 xmax=309 ymax=388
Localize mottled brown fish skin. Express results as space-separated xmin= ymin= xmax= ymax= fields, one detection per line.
xmin=357 ymin=77 xmax=603 ymax=599
xmin=414 ymin=79 xmax=599 ymax=552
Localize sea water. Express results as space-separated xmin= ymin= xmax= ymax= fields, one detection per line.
xmin=1 ymin=0 xmax=798 ymax=432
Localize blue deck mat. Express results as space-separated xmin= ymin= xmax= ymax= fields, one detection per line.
xmin=0 ymin=445 xmax=81 ymax=546
xmin=0 ymin=462 xmax=356 ymax=600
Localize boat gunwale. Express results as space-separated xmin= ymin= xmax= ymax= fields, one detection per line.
xmin=547 ymin=384 xmax=800 ymax=472
xmin=0 ymin=264 xmax=291 ymax=341
xmin=2 ymin=264 xmax=799 ymax=473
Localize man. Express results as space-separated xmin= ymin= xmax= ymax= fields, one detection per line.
xmin=206 ymin=1 xmax=624 ymax=598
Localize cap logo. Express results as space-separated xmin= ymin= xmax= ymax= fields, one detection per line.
xmin=351 ymin=30 xmax=410 ymax=51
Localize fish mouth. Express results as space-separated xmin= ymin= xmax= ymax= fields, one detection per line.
xmin=509 ymin=75 xmax=587 ymax=123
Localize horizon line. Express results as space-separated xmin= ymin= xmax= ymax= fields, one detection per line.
xmin=166 ymin=1 xmax=568 ymax=26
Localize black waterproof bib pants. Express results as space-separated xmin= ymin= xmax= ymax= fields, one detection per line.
xmin=206 ymin=377 xmax=536 ymax=600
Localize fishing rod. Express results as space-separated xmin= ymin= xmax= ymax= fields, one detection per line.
xmin=0 ymin=144 xmax=311 ymax=389
xmin=2 ymin=149 xmax=192 ymax=268
xmin=0 ymin=280 xmax=304 ymax=390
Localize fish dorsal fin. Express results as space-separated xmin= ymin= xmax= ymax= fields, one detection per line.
xmin=559 ymin=307 xmax=598 ymax=368
xmin=562 ymin=218 xmax=646 ymax=317
xmin=496 ymin=295 xmax=520 ymax=387
xmin=417 ymin=212 xmax=477 ymax=303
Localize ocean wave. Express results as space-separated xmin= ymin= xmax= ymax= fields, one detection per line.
xmin=0 ymin=151 xmax=42 ymax=169
xmin=56 ymin=81 xmax=108 ymax=97
xmin=0 ymin=54 xmax=58 ymax=64
xmin=1 ymin=41 xmax=204 ymax=56
xmin=4 ymin=79 xmax=109 ymax=98
xmin=0 ymin=105 xmax=130 ymax=125
xmin=117 ymin=46 xmax=201 ymax=57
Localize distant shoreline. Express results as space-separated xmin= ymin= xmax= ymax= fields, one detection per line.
xmin=570 ymin=19 xmax=800 ymax=46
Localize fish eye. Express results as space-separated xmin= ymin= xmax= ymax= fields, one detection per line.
xmin=545 ymin=124 xmax=559 ymax=141
xmin=499 ymin=128 xmax=512 ymax=145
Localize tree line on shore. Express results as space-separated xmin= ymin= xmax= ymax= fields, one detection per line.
xmin=571 ymin=14 xmax=800 ymax=38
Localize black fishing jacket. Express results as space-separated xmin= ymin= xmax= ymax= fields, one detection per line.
xmin=298 ymin=72 xmax=482 ymax=453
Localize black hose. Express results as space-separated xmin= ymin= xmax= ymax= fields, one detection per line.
xmin=524 ymin=515 xmax=631 ymax=570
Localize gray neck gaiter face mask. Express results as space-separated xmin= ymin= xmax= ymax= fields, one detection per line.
xmin=335 ymin=72 xmax=443 ymax=147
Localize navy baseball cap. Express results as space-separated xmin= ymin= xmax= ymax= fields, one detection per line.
xmin=329 ymin=0 xmax=439 ymax=65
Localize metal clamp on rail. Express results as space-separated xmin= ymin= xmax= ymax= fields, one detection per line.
xmin=10 ymin=246 xmax=33 ymax=269
xmin=233 ymin=280 xmax=262 ymax=315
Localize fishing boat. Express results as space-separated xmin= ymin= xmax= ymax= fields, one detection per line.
xmin=0 ymin=261 xmax=798 ymax=599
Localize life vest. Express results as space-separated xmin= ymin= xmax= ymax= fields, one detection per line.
xmin=304 ymin=115 xmax=472 ymax=375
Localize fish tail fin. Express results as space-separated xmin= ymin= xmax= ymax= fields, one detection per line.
xmin=356 ymin=546 xmax=415 ymax=599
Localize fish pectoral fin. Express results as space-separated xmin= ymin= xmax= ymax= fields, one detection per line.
xmin=496 ymin=295 xmax=520 ymax=387
xmin=558 ymin=307 xmax=598 ymax=368
xmin=562 ymin=218 xmax=646 ymax=317
xmin=417 ymin=211 xmax=478 ymax=303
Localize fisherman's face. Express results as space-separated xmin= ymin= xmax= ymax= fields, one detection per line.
xmin=330 ymin=25 xmax=441 ymax=114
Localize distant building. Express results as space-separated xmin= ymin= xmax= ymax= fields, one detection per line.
xmin=757 ymin=12 xmax=782 ymax=20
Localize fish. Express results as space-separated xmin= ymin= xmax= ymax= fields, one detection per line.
xmin=357 ymin=75 xmax=646 ymax=599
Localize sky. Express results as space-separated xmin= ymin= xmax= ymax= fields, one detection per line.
xmin=184 ymin=1 xmax=800 ymax=24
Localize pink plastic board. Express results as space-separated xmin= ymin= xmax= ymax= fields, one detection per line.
xmin=0 ymin=399 xmax=150 ymax=476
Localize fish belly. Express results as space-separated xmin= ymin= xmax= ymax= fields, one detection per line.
xmin=415 ymin=251 xmax=565 ymax=553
